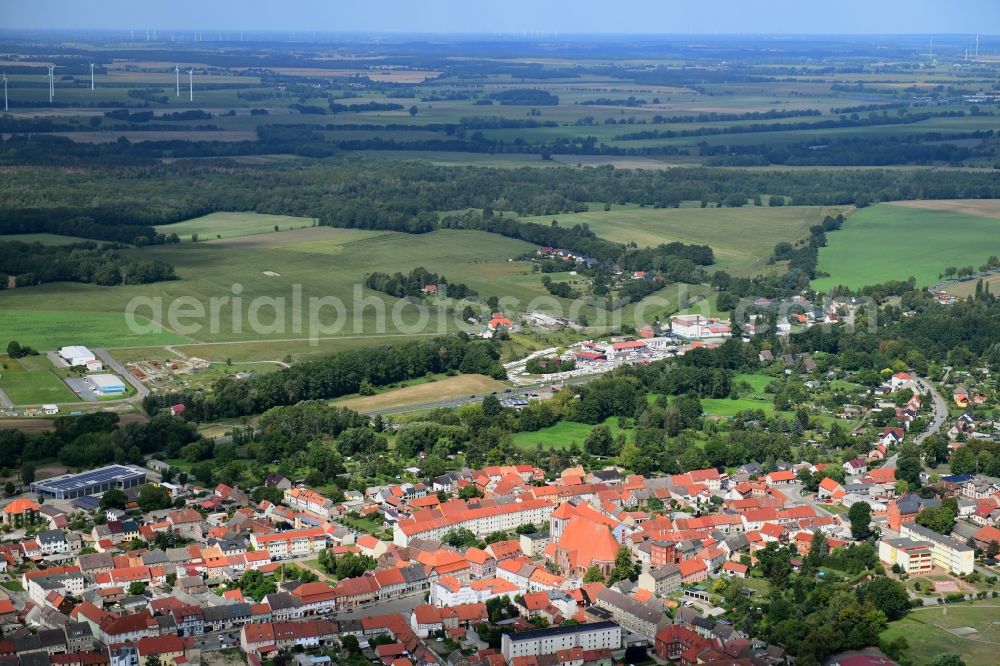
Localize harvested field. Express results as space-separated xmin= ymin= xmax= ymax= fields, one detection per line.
xmin=888 ymin=199 xmax=1000 ymax=220
xmin=335 ymin=374 xmax=507 ymax=412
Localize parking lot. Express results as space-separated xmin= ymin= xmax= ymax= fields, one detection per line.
xmin=64 ymin=377 xmax=98 ymax=402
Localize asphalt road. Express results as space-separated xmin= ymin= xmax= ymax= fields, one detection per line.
xmin=914 ymin=377 xmax=949 ymax=445
xmin=95 ymin=348 xmax=151 ymax=398
xmin=0 ymin=388 xmax=13 ymax=410
xmin=881 ymin=375 xmax=949 ymax=470
xmin=330 ymin=591 xmax=426 ymax=621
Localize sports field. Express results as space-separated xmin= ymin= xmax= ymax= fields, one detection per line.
xmin=155 ymin=212 xmax=318 ymax=240
xmin=879 ymin=601 xmax=1000 ymax=666
xmin=520 ymin=205 xmax=843 ymax=274
xmin=814 ymin=202 xmax=1000 ymax=291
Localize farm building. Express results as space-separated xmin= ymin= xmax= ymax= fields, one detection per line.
xmin=86 ymin=374 xmax=126 ymax=395
xmin=30 ymin=464 xmax=147 ymax=500
xmin=58 ymin=345 xmax=96 ymax=367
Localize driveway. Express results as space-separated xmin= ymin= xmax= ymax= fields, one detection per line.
xmin=46 ymin=351 xmax=69 ymax=369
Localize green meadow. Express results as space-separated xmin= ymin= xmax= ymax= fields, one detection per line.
xmin=155 ymin=211 xmax=318 ymax=241
xmin=0 ymin=357 xmax=76 ymax=405
xmin=513 ymin=416 xmax=632 ymax=449
xmin=814 ymin=203 xmax=1000 ymax=291
xmin=0 ymin=311 xmax=189 ymax=351
xmin=521 ymin=205 xmax=843 ymax=275
xmin=2 ymin=210 xmax=718 ymax=358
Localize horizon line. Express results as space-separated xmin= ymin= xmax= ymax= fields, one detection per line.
xmin=0 ymin=29 xmax=995 ymax=38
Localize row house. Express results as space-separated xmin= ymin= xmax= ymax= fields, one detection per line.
xmin=594 ymin=587 xmax=668 ymax=641
xmin=25 ymin=568 xmax=86 ymax=607
xmin=963 ymin=475 xmax=1000 ymax=500
xmin=291 ymin=581 xmax=338 ymax=615
xmin=249 ymin=527 xmax=328 ymax=558
xmin=202 ymin=602 xmax=253 ymax=632
xmin=283 ymin=488 xmax=335 ymax=518
xmin=410 ymin=603 xmax=488 ymax=638
xmin=637 ymin=564 xmax=682 ymax=597
xmin=240 ymin=619 xmax=339 ymax=655
xmin=393 ymin=499 xmax=554 ymax=546
xmin=429 ymin=575 xmax=520 ymax=607
xmin=263 ymin=592 xmax=305 ymax=622
xmin=98 ymin=611 xmax=160 ymax=645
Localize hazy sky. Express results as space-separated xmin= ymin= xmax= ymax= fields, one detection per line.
xmin=2 ymin=0 xmax=997 ymax=34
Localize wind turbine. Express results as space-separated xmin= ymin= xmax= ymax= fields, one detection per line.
xmin=188 ymin=68 xmax=195 ymax=102
xmin=47 ymin=65 xmax=55 ymax=103
xmin=3 ymin=72 xmax=7 ymax=112
xmin=175 ymin=66 xmax=180 ymax=97
xmin=89 ymin=62 xmax=95 ymax=91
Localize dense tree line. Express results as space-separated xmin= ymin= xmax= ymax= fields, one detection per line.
xmin=526 ymin=357 xmax=576 ymax=374
xmin=721 ymin=538 xmax=912 ymax=666
xmin=703 ymin=132 xmax=993 ymax=167
xmin=457 ymin=116 xmax=559 ymax=130
xmin=4 ymin=159 xmax=1000 ymax=254
xmin=540 ymin=276 xmax=579 ymax=299
xmin=0 ymin=413 xmax=202 ymax=473
xmin=328 ymin=100 xmax=404 ymax=113
xmin=648 ymin=108 xmax=823 ymax=123
xmin=0 ymin=240 xmax=176 ymax=286
xmin=614 ymin=109 xmax=968 ymax=141
xmin=364 ymin=267 xmax=476 ymax=299
xmin=490 ymin=89 xmax=559 ymax=105
xmin=143 ymin=334 xmax=506 ymax=421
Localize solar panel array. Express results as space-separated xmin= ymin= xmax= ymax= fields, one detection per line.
xmin=32 ymin=464 xmax=146 ymax=497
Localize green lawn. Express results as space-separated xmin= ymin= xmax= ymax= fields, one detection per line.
xmin=814 ymin=203 xmax=1000 ymax=291
xmin=1 ymin=581 xmax=23 ymax=591
xmin=701 ymin=396 xmax=775 ymax=417
xmin=520 ymin=204 xmax=846 ymax=274
xmin=513 ymin=416 xmax=632 ymax=449
xmin=0 ymin=370 xmax=77 ymax=405
xmin=880 ymin=601 xmax=1000 ymax=666
xmin=733 ymin=372 xmax=774 ymax=393
xmin=155 ymin=211 xmax=318 ymax=241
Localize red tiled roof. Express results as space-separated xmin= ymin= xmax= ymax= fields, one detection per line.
xmin=136 ymin=635 xmax=184 ymax=656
